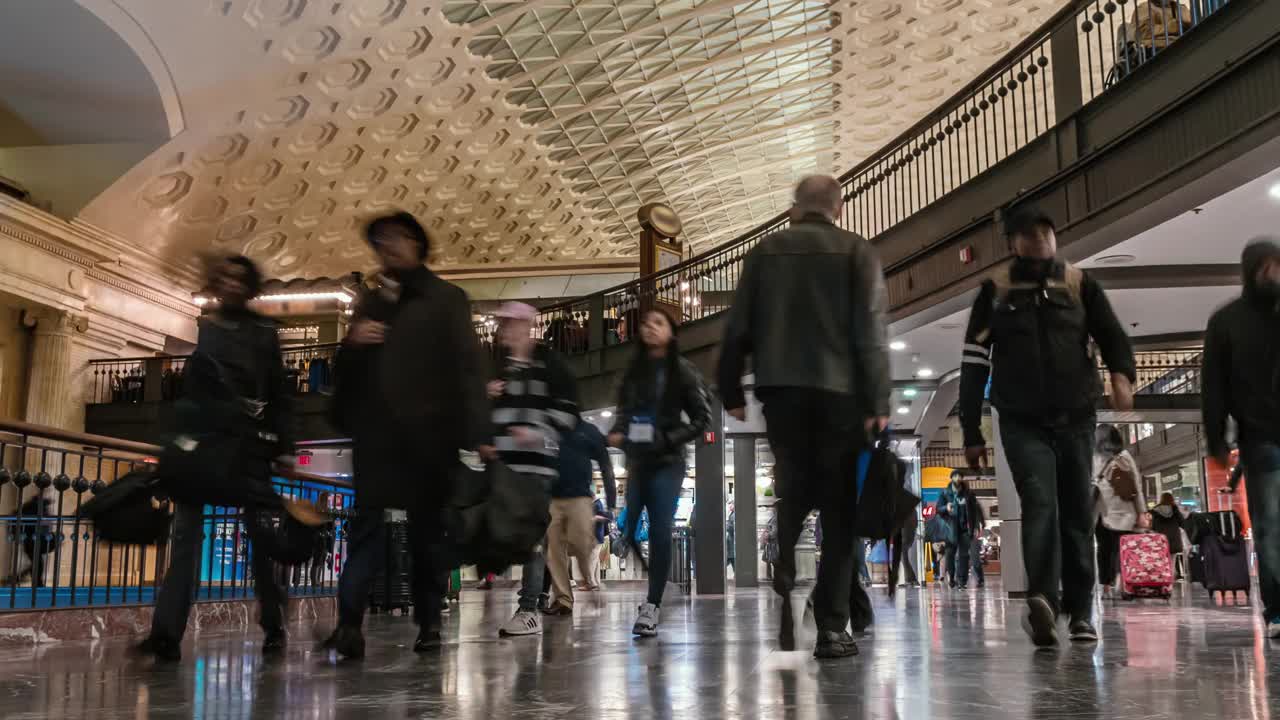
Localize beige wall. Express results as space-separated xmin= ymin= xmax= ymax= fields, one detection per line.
xmin=0 ymin=301 xmax=29 ymax=421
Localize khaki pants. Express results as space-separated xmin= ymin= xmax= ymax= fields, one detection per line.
xmin=546 ymin=497 xmax=597 ymax=609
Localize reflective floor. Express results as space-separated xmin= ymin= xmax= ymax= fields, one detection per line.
xmin=1 ymin=581 xmax=1276 ymax=719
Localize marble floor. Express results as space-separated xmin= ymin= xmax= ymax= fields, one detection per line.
xmin=0 ymin=581 xmax=1276 ymax=719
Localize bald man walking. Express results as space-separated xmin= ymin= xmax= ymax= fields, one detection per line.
xmin=718 ymin=176 xmax=891 ymax=660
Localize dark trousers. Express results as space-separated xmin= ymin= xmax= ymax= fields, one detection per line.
xmin=761 ymin=388 xmax=863 ymax=635
xmin=336 ymin=501 xmax=449 ymax=629
xmin=946 ymin=537 xmax=973 ymax=586
xmin=1095 ymin=521 xmax=1123 ymax=586
xmin=895 ymin=532 xmax=919 ymax=585
xmin=1243 ymin=442 xmax=1280 ymax=619
xmin=625 ymin=462 xmax=684 ymax=606
xmin=151 ymin=503 xmax=283 ymax=643
xmin=1001 ymin=414 xmax=1097 ymax=620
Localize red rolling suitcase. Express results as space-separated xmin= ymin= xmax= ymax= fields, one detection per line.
xmin=1119 ymin=532 xmax=1174 ymax=600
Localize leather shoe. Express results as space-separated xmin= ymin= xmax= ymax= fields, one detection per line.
xmin=814 ymin=630 xmax=859 ymax=659
xmin=414 ymin=626 xmax=443 ymax=652
xmin=132 ymin=635 xmax=181 ymax=663
xmin=318 ymin=625 xmax=365 ymax=659
xmin=262 ymin=629 xmax=287 ymax=655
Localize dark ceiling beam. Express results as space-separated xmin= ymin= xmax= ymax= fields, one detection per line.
xmin=1086 ymin=264 xmax=1240 ymax=289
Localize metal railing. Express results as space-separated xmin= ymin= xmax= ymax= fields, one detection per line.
xmin=472 ymin=0 xmax=1234 ymax=355
xmin=0 ymin=420 xmax=353 ymax=611
xmin=1100 ymin=349 xmax=1203 ymax=397
xmin=87 ymin=343 xmax=340 ymax=404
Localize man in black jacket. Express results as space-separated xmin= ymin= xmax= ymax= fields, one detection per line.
xmin=959 ymin=205 xmax=1135 ymax=647
xmin=719 ymin=175 xmax=891 ymax=660
xmin=321 ymin=212 xmax=489 ymax=659
xmin=136 ymin=256 xmax=297 ymax=663
xmin=1203 ymin=238 xmax=1280 ymax=638
xmin=544 ymin=417 xmax=616 ymax=614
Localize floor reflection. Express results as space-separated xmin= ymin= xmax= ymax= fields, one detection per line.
xmin=0 ymin=582 xmax=1275 ymax=719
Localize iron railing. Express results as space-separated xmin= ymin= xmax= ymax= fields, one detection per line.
xmin=87 ymin=343 xmax=340 ymax=404
xmin=0 ymin=420 xmax=353 ymax=611
xmin=472 ymin=0 xmax=1235 ymax=355
xmin=1100 ymin=349 xmax=1203 ymax=397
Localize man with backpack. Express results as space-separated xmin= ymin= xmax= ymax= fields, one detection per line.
xmin=959 ymin=205 xmax=1135 ymax=647
xmin=1203 ymin=238 xmax=1280 ymax=637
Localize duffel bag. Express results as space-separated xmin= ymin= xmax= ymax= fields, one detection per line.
xmin=158 ymin=428 xmax=279 ymax=508
xmin=78 ymin=468 xmax=172 ymax=545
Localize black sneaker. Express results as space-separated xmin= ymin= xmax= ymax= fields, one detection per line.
xmin=1021 ymin=595 xmax=1059 ymax=648
xmin=1068 ymin=619 xmax=1099 ymax=643
xmin=262 ymin=629 xmax=287 ymax=655
xmin=318 ymin=626 xmax=365 ymax=659
xmin=814 ymin=630 xmax=859 ymax=659
xmin=132 ymin=635 xmax=181 ymax=663
xmin=414 ymin=626 xmax=443 ymax=652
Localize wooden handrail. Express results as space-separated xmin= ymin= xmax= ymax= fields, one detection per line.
xmin=0 ymin=419 xmax=353 ymax=489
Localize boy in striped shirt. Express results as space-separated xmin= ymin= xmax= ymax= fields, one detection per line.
xmin=487 ymin=302 xmax=578 ymax=636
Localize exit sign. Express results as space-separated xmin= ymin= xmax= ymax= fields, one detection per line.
xmin=959 ymin=246 xmax=974 ymax=264
xmin=704 ymin=431 xmax=717 ymax=444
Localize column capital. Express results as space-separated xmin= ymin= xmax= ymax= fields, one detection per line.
xmin=22 ymin=308 xmax=89 ymax=336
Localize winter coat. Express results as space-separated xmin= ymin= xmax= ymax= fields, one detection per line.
xmin=610 ymin=351 xmax=712 ymax=469
xmin=1150 ymin=504 xmax=1187 ymax=554
xmin=1094 ymin=450 xmax=1145 ymax=532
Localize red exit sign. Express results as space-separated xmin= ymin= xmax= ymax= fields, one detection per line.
xmin=959 ymin=246 xmax=974 ymax=264
xmin=704 ymin=431 xmax=717 ymax=444
xmin=296 ymin=454 xmax=312 ymax=467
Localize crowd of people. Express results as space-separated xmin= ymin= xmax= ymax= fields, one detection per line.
xmin=128 ymin=173 xmax=1280 ymax=663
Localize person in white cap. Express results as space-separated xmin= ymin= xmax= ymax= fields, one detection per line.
xmin=488 ymin=302 xmax=579 ymax=637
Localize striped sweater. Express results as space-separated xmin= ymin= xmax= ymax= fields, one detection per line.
xmin=491 ymin=345 xmax=578 ymax=478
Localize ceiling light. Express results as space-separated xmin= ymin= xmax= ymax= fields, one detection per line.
xmin=903 ymin=388 xmax=918 ymax=398
xmin=1094 ymin=254 xmax=1136 ymax=266
xmin=897 ymin=406 xmax=910 ymax=415
xmin=1270 ymin=182 xmax=1280 ymax=201
xmin=193 ymin=296 xmax=211 ymax=307
xmin=601 ymin=410 xmax=613 ymax=419
xmin=917 ymin=368 xmax=935 ymax=378
xmin=890 ymin=341 xmax=907 ymax=351
xmin=255 ymin=291 xmax=354 ymax=303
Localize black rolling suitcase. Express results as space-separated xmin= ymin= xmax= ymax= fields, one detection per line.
xmin=1198 ymin=503 xmax=1250 ymax=603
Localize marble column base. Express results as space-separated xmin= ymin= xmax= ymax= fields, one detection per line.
xmin=0 ymin=596 xmax=337 ymax=646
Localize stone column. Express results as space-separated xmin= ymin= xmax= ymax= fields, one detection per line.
xmin=22 ymin=309 xmax=87 ymax=431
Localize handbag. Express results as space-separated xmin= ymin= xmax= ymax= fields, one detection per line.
xmin=852 ymin=435 xmax=921 ymax=541
xmin=78 ymin=468 xmax=172 ymax=545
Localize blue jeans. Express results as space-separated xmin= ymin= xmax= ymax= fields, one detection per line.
xmin=1243 ymin=442 xmax=1280 ymax=619
xmin=626 ymin=462 xmax=684 ymax=606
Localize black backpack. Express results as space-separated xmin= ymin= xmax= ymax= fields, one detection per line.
xmin=852 ymin=437 xmax=920 ymax=541
xmin=447 ymin=460 xmax=552 ymax=576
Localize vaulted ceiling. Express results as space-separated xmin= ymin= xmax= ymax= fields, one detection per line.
xmin=6 ymin=0 xmax=1067 ymax=280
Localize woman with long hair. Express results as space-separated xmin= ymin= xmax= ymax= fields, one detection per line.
xmin=607 ymin=307 xmax=711 ymax=637
xmin=1093 ymin=424 xmax=1144 ymax=593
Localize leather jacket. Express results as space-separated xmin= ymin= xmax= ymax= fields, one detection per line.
xmin=610 ymin=351 xmax=712 ymax=468
xmin=718 ymin=214 xmax=891 ymax=416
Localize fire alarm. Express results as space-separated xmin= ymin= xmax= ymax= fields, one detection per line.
xmin=959 ymin=246 xmax=974 ymax=264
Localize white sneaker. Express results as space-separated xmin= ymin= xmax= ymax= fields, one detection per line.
xmin=633 ymin=603 xmax=660 ymax=637
xmin=499 ymin=610 xmax=542 ymax=637
xmin=1267 ymin=618 xmax=1280 ymax=639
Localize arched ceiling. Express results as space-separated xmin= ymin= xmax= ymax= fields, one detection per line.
xmin=53 ymin=0 xmax=1067 ymax=280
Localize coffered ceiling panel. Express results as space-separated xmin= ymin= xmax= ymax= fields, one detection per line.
xmin=68 ymin=0 xmax=1066 ymax=279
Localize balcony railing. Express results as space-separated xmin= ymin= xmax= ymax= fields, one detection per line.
xmin=473 ymin=0 xmax=1235 ymax=356
xmin=0 ymin=420 xmax=353 ymax=611
xmin=88 ymin=343 xmax=340 ymax=405
xmin=1101 ymin=349 xmax=1203 ymax=397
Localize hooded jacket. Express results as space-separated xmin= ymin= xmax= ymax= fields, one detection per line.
xmin=1203 ymin=238 xmax=1280 ymax=459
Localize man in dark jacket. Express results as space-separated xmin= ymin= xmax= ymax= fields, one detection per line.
xmin=959 ymin=205 xmax=1135 ymax=647
xmin=544 ymin=418 xmax=616 ymax=613
xmin=718 ymin=175 xmax=891 ymax=660
xmin=321 ymin=212 xmax=489 ymax=659
xmin=136 ymin=255 xmax=297 ymax=663
xmin=1203 ymin=237 xmax=1280 ymax=637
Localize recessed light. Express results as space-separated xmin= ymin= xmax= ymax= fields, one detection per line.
xmin=601 ymin=410 xmax=613 ymax=419
xmin=1094 ymin=254 xmax=1136 ymax=266
xmin=1270 ymin=182 xmax=1280 ymax=201
xmin=890 ymin=341 xmax=907 ymax=351
xmin=903 ymin=388 xmax=918 ymax=398
xmin=917 ymin=368 xmax=935 ymax=378
xmin=897 ymin=406 xmax=910 ymax=415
